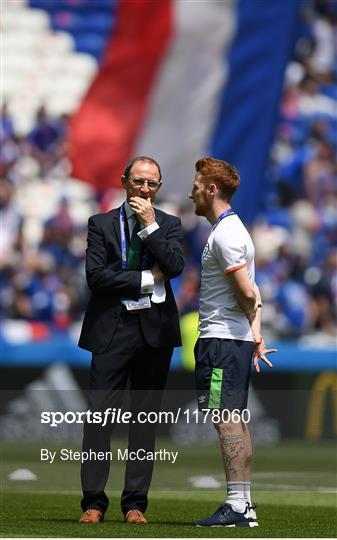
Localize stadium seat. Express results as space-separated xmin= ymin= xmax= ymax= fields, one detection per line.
xmin=50 ymin=11 xmax=112 ymax=33
xmin=2 ymin=0 xmax=100 ymax=133
xmin=28 ymin=0 xmax=116 ymax=61
xmin=72 ymin=34 xmax=107 ymax=59
xmin=3 ymin=31 xmax=43 ymax=53
xmin=32 ymin=0 xmax=115 ymax=12
xmin=42 ymin=31 xmax=75 ymax=54
xmin=3 ymin=75 xmax=20 ymax=96
xmin=47 ymin=95 xmax=81 ymax=116
xmin=60 ymin=54 xmax=97 ymax=77
xmin=3 ymin=8 xmax=49 ymax=31
xmin=50 ymin=11 xmax=78 ymax=32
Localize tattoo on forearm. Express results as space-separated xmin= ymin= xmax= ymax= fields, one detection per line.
xmin=220 ymin=434 xmax=245 ymax=479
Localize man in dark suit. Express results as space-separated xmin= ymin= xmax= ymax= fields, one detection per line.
xmin=78 ymin=156 xmax=184 ymax=524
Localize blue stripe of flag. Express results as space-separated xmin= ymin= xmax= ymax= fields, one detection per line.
xmin=210 ymin=0 xmax=301 ymax=223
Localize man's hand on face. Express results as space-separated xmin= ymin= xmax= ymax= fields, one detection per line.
xmin=129 ymin=197 xmax=155 ymax=227
xmin=151 ymin=262 xmax=166 ymax=284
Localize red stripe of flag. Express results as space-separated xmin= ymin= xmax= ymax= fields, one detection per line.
xmin=69 ymin=0 xmax=172 ymax=192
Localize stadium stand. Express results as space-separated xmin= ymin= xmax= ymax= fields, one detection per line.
xmin=1 ymin=0 xmax=336 ymax=367
xmin=29 ymin=0 xmax=116 ymax=60
xmin=2 ymin=0 xmax=97 ymax=132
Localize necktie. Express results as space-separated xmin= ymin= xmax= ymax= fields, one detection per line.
xmin=126 ymin=216 xmax=142 ymax=270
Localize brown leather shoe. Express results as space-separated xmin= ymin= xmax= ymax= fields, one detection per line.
xmin=125 ymin=509 xmax=148 ymax=524
xmin=79 ymin=508 xmax=103 ymax=523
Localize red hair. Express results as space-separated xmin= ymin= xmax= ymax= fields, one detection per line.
xmin=195 ymin=157 xmax=240 ymax=201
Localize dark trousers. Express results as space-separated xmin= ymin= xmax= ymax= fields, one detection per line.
xmin=81 ymin=310 xmax=172 ymax=515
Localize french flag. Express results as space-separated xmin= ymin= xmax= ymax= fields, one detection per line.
xmin=69 ymin=0 xmax=300 ymax=222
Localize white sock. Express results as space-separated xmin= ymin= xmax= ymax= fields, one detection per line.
xmin=225 ymin=481 xmax=247 ymax=513
xmin=243 ymin=481 xmax=252 ymax=506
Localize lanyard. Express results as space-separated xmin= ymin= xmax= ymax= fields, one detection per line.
xmin=119 ymin=205 xmax=128 ymax=269
xmin=212 ymin=208 xmax=235 ymax=231
xmin=119 ymin=204 xmax=152 ymax=270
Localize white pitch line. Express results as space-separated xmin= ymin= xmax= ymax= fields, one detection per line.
xmin=253 ymin=482 xmax=337 ymax=492
xmin=253 ymin=471 xmax=334 ymax=479
xmin=187 ymin=474 xmax=336 ymax=492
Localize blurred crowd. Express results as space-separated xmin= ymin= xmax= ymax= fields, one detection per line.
xmin=1 ymin=0 xmax=336 ymax=340
xmin=255 ymin=0 xmax=337 ymax=337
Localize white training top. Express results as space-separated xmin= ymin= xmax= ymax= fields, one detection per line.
xmin=198 ymin=213 xmax=255 ymax=341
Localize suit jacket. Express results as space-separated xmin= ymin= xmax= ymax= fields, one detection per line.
xmin=78 ymin=206 xmax=185 ymax=353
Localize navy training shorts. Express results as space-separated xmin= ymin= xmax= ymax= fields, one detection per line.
xmin=194 ymin=337 xmax=254 ymax=411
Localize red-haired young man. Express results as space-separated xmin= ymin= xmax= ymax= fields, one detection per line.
xmin=189 ymin=157 xmax=276 ymax=528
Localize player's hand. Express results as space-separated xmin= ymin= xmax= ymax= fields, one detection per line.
xmin=129 ymin=196 xmax=155 ymax=227
xmin=253 ymin=335 xmax=277 ymax=373
xmin=151 ymin=262 xmax=166 ymax=284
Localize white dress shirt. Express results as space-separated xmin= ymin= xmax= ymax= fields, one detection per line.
xmin=124 ymin=201 xmax=166 ymax=303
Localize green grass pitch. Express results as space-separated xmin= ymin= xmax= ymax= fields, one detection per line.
xmin=1 ymin=440 xmax=336 ymax=537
